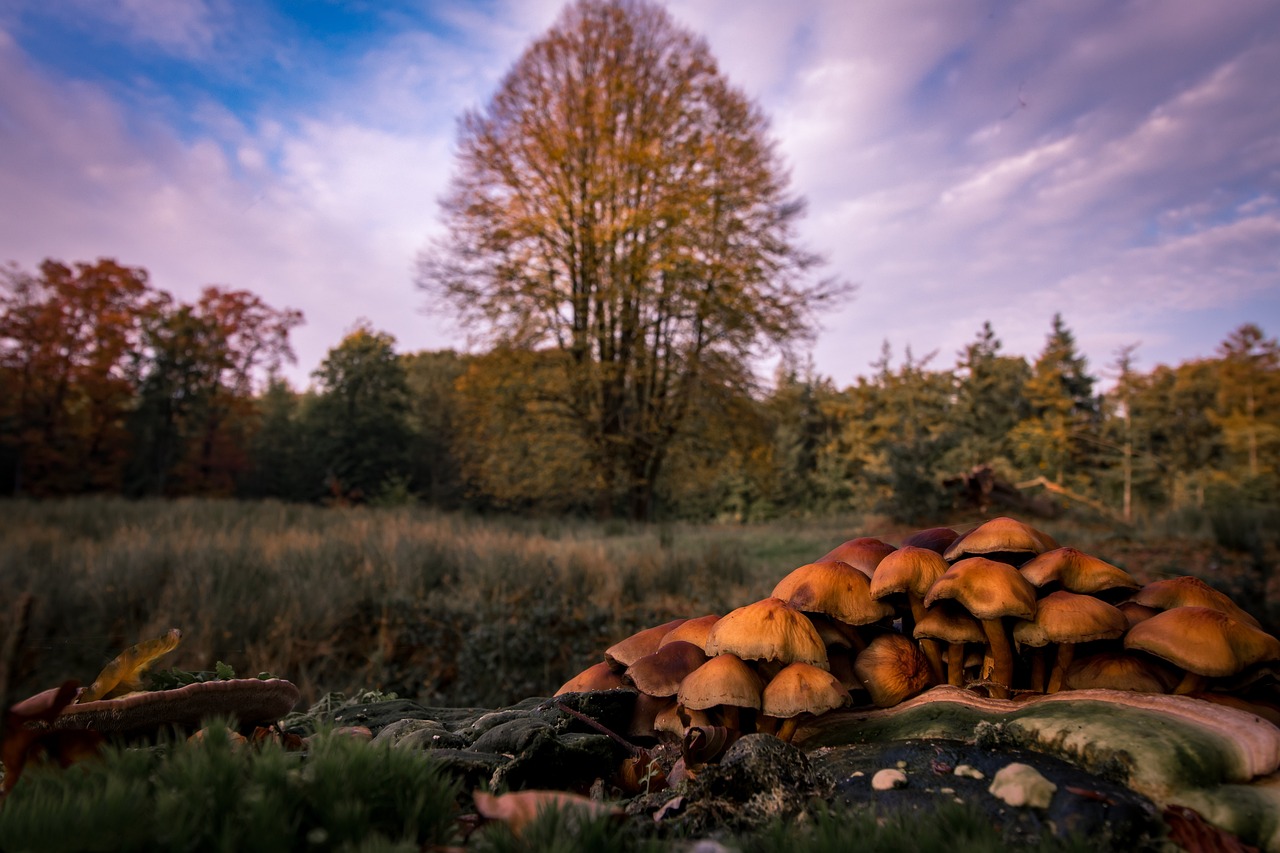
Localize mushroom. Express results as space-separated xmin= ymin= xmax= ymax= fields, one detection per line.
xmin=1011 ymin=591 xmax=1127 ymax=693
xmin=676 ymin=653 xmax=764 ymax=732
xmin=901 ymin=526 xmax=961 ymax=556
xmin=1118 ymin=601 xmax=1160 ymax=630
xmin=555 ymin=661 xmax=628 ymax=695
xmin=1123 ymin=606 xmax=1280 ymax=694
xmin=817 ymin=537 xmax=896 ymax=578
xmin=1131 ymin=577 xmax=1262 ymax=628
xmin=853 ymin=633 xmax=932 ymax=708
xmin=761 ymin=662 xmax=851 ymax=742
xmin=771 ymin=561 xmax=894 ymax=652
xmin=913 ymin=602 xmax=985 ymax=688
xmin=1018 ymin=548 xmax=1140 ymax=600
xmin=923 ymin=556 xmax=1036 ymax=699
xmin=704 ymin=598 xmax=828 ymax=670
xmin=869 ymin=546 xmax=949 ymax=681
xmin=658 ymin=615 xmax=721 ymax=652
xmin=1062 ymin=651 xmax=1180 ymax=694
xmin=605 ymin=618 xmax=689 ymax=670
xmin=943 ymin=517 xmax=1058 ymax=567
xmin=625 ymin=641 xmax=709 ymax=698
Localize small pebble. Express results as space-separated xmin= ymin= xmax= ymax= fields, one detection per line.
xmin=872 ymin=768 xmax=908 ymax=791
xmin=954 ymin=764 xmax=984 ymax=779
xmin=989 ymin=762 xmax=1057 ymax=809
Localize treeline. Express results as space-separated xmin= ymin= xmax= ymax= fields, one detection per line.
xmin=2 ymin=258 xmax=1277 ymax=524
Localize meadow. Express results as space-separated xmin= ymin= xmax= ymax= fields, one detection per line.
xmin=2 ymin=497 xmax=1273 ymax=710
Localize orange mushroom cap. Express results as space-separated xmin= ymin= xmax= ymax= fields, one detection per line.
xmin=704 ymin=598 xmax=829 ymax=669
xmin=1012 ymin=590 xmax=1127 ymax=649
xmin=625 ymin=641 xmax=710 ymax=697
xmin=677 ymin=653 xmax=764 ymax=711
xmin=1132 ymin=576 xmax=1261 ymax=628
xmin=1019 ymin=547 xmax=1139 ymax=596
xmin=1124 ymin=606 xmax=1280 ymax=678
xmin=923 ymin=557 xmax=1037 ymax=621
xmin=818 ymin=537 xmax=896 ymax=578
xmin=943 ymin=517 xmax=1058 ymax=566
xmin=555 ymin=661 xmax=628 ymax=696
xmin=605 ymin=618 xmax=688 ymax=669
xmin=762 ymin=662 xmax=851 ymax=719
xmin=773 ymin=561 xmax=894 ymax=627
xmin=870 ymin=546 xmax=949 ymax=601
xmin=853 ymin=633 xmax=932 ymax=708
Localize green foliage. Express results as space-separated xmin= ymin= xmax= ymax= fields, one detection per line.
xmin=309 ymin=323 xmax=414 ymax=503
xmin=0 ymin=731 xmax=460 ymax=852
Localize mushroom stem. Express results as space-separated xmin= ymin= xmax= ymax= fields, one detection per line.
xmin=1046 ymin=644 xmax=1075 ymax=694
xmin=1028 ymin=650 xmax=1046 ymax=694
xmin=720 ymin=705 xmax=742 ymax=733
xmin=946 ymin=644 xmax=965 ymax=687
xmin=1173 ymin=671 xmax=1207 ymax=696
xmin=908 ymin=595 xmax=945 ymax=684
xmin=777 ymin=718 xmax=800 ymax=743
xmin=981 ymin=618 xmax=1014 ymax=700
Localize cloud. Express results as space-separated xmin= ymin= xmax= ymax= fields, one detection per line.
xmin=1 ymin=0 xmax=1277 ymax=391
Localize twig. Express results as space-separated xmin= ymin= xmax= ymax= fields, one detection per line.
xmin=552 ymin=699 xmax=645 ymax=757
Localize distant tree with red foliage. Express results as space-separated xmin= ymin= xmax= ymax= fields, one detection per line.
xmin=0 ymin=259 xmax=160 ymax=495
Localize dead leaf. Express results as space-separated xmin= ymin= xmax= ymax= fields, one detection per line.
xmin=79 ymin=629 xmax=182 ymax=703
xmin=472 ymin=789 xmax=620 ymax=836
xmin=1163 ymin=804 xmax=1259 ymax=853
xmin=2 ymin=681 xmax=102 ymax=796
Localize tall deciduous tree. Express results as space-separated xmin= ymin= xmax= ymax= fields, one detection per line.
xmin=0 ymin=259 xmax=157 ymax=495
xmin=127 ymin=287 xmax=302 ymax=496
xmin=310 ymin=323 xmax=413 ymax=503
xmin=419 ymin=0 xmax=842 ymax=520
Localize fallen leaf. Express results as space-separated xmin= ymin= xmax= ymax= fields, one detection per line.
xmin=472 ymin=789 xmax=620 ymax=836
xmin=1163 ymin=805 xmax=1259 ymax=853
xmin=79 ymin=629 xmax=183 ymax=703
xmin=1 ymin=681 xmax=102 ymax=796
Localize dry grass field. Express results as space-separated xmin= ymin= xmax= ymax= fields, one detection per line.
xmin=1 ymin=498 xmax=1273 ymax=709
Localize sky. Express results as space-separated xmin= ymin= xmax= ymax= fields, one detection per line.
xmin=1 ymin=0 xmax=1278 ymax=390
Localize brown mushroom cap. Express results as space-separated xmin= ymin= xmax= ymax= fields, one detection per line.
xmin=1063 ymin=652 xmax=1180 ymax=693
xmin=773 ymin=561 xmax=894 ymax=627
xmin=605 ymin=618 xmax=688 ymax=669
xmin=762 ymin=662 xmax=851 ymax=719
xmin=704 ymin=598 xmax=829 ymax=669
xmin=1132 ymin=577 xmax=1262 ymax=628
xmin=555 ymin=661 xmax=628 ymax=696
xmin=1118 ymin=601 xmax=1160 ymax=630
xmin=1124 ymin=606 xmax=1280 ymax=678
xmin=676 ymin=653 xmax=764 ymax=711
xmin=658 ymin=615 xmax=721 ymax=652
xmin=1012 ymin=590 xmax=1127 ymax=648
xmin=52 ymin=679 xmax=300 ymax=733
xmin=901 ymin=527 xmax=961 ymax=555
xmin=914 ymin=602 xmax=985 ymax=646
xmin=943 ymin=517 xmax=1058 ymax=566
xmin=870 ymin=546 xmax=950 ymax=601
xmin=853 ymin=633 xmax=932 ymax=708
xmin=923 ymin=557 xmax=1037 ymax=620
xmin=1018 ymin=547 xmax=1139 ymax=596
xmin=625 ymin=641 xmax=710 ymax=697
xmin=818 ymin=537 xmax=896 ymax=577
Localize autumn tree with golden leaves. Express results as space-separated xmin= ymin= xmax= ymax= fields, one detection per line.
xmin=419 ymin=0 xmax=843 ymax=520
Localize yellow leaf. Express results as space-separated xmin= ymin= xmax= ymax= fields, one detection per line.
xmin=78 ymin=629 xmax=182 ymax=703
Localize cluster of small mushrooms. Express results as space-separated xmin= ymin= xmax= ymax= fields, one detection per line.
xmin=555 ymin=516 xmax=1280 ymax=751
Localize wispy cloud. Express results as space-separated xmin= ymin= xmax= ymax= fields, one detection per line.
xmin=1 ymin=0 xmax=1277 ymax=387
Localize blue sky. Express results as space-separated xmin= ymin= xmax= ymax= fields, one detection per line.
xmin=2 ymin=0 xmax=1278 ymax=389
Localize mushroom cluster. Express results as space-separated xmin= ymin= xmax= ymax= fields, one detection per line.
xmin=555 ymin=516 xmax=1280 ymax=754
